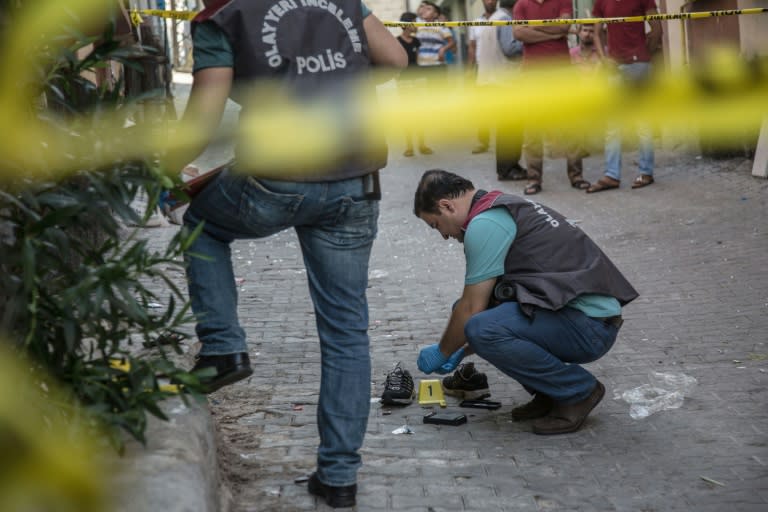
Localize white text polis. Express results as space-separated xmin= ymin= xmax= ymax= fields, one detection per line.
xmin=262 ymin=0 xmax=364 ymax=74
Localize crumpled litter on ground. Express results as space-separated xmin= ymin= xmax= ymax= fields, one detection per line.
xmin=618 ymin=371 xmax=698 ymax=419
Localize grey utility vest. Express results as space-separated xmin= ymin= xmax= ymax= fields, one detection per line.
xmin=193 ymin=0 xmax=387 ymax=181
xmin=464 ymin=190 xmax=639 ymax=316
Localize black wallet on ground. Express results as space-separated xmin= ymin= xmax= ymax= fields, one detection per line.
xmin=423 ymin=411 xmax=467 ymax=426
xmin=459 ymin=399 xmax=502 ymax=410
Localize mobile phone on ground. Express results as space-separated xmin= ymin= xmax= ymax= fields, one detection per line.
xmin=459 ymin=399 xmax=502 ymax=410
xmin=423 ymin=411 xmax=468 ymax=426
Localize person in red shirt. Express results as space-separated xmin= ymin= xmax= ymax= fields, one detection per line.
xmin=513 ymin=0 xmax=571 ymax=65
xmin=586 ymin=0 xmax=662 ymax=193
xmin=512 ymin=0 xmax=590 ymax=195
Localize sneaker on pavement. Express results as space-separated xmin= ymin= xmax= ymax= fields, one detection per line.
xmin=381 ymin=362 xmax=415 ymax=406
xmin=442 ymin=362 xmax=491 ymax=400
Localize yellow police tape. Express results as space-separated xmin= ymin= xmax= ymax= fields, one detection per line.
xmin=388 ymin=7 xmax=768 ymax=27
xmin=0 ymin=345 xmax=107 ymax=512
xmin=0 ymin=50 xmax=766 ymax=183
xmin=128 ymin=6 xmax=768 ymax=27
xmin=0 ymin=0 xmax=766 ymax=183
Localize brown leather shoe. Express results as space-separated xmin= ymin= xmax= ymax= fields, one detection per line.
xmin=511 ymin=393 xmax=553 ymax=421
xmin=531 ymin=381 xmax=605 ymax=435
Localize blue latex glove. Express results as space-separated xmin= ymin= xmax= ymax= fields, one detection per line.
xmin=417 ymin=344 xmax=449 ymax=374
xmin=438 ymin=347 xmax=466 ymax=374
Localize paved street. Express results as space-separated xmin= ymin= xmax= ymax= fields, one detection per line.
xmin=170 ymin=79 xmax=768 ymax=511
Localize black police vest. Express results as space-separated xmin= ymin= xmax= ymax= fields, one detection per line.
xmin=193 ymin=0 xmax=387 ymax=181
xmin=465 ymin=190 xmax=639 ymax=315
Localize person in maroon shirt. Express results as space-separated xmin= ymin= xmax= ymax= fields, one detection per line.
xmin=586 ymin=0 xmax=662 ymax=193
xmin=513 ymin=0 xmax=571 ymax=65
xmin=512 ymin=0 xmax=590 ymax=195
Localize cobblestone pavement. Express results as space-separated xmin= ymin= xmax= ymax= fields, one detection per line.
xmin=170 ymin=80 xmax=768 ymax=512
xmin=185 ymin=144 xmax=765 ymax=512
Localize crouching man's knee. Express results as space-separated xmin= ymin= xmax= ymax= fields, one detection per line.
xmin=464 ymin=314 xmax=488 ymax=351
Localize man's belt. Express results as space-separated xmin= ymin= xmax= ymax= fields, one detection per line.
xmin=363 ymin=171 xmax=381 ymax=200
xmin=597 ymin=315 xmax=623 ymax=329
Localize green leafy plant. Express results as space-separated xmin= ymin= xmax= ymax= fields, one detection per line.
xmin=0 ymin=10 xmax=204 ymax=452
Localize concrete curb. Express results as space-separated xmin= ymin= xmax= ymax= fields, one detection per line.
xmin=111 ymin=396 xmax=220 ymax=512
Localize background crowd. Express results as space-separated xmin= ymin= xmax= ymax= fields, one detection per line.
xmin=395 ymin=0 xmax=662 ymax=196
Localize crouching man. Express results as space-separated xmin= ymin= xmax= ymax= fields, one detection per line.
xmin=413 ymin=169 xmax=638 ymax=434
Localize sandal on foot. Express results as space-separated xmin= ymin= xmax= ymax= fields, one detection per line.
xmin=586 ymin=177 xmax=620 ymax=194
xmin=523 ymin=182 xmax=542 ymax=195
xmin=631 ymin=174 xmax=654 ymax=189
xmin=571 ymin=179 xmax=590 ymax=190
xmin=419 ymin=145 xmax=433 ymax=155
xmin=403 ymin=149 xmax=414 ymax=157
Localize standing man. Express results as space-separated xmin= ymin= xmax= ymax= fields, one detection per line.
xmin=569 ymin=24 xmax=600 ymax=70
xmin=413 ymin=1 xmax=454 ymax=156
xmin=492 ymin=0 xmax=526 ymax=180
xmin=416 ymin=1 xmax=455 ymax=81
xmin=397 ymin=11 xmax=433 ymax=157
xmin=414 ymin=169 xmax=638 ymax=435
xmin=587 ymin=0 xmax=662 ymax=193
xmin=177 ymin=0 xmax=406 ymax=508
xmin=468 ymin=0 xmax=500 ymax=155
xmin=569 ymin=24 xmax=602 ymax=161
xmin=469 ymin=0 xmax=527 ymax=183
xmin=513 ymin=0 xmax=590 ymax=194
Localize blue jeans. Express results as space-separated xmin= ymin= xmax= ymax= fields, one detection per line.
xmin=605 ymin=62 xmax=654 ymax=181
xmin=464 ymin=303 xmax=619 ymax=404
xmin=183 ymin=168 xmax=379 ymax=486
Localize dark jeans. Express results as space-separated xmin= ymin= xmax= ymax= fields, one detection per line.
xmin=184 ymin=168 xmax=379 ymax=486
xmin=496 ymin=123 xmax=525 ymax=176
xmin=464 ymin=302 xmax=619 ymax=403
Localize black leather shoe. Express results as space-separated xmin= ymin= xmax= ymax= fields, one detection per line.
xmin=191 ymin=352 xmax=253 ymax=393
xmin=307 ymin=472 xmax=356 ymax=508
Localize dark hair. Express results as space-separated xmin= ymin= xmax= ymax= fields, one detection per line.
xmin=413 ymin=169 xmax=474 ymax=216
xmin=499 ymin=0 xmax=517 ymax=9
xmin=421 ymin=1 xmax=441 ymax=15
xmin=400 ymin=11 xmax=417 ymax=22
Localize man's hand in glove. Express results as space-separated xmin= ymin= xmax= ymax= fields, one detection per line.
xmin=417 ymin=344 xmax=448 ymax=374
xmin=439 ymin=347 xmax=466 ymax=374
xmin=418 ymin=345 xmax=467 ymax=374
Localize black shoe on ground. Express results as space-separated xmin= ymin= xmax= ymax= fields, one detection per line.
xmin=381 ymin=362 xmax=415 ymax=406
xmin=497 ymin=164 xmax=527 ymax=181
xmin=191 ymin=352 xmax=253 ymax=393
xmin=308 ymin=472 xmax=357 ymax=508
xmin=442 ymin=362 xmax=491 ymax=400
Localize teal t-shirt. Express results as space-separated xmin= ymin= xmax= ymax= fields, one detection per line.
xmin=192 ymin=2 xmax=372 ymax=72
xmin=464 ymin=208 xmax=621 ymax=318
xmin=464 ymin=208 xmax=516 ymax=286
